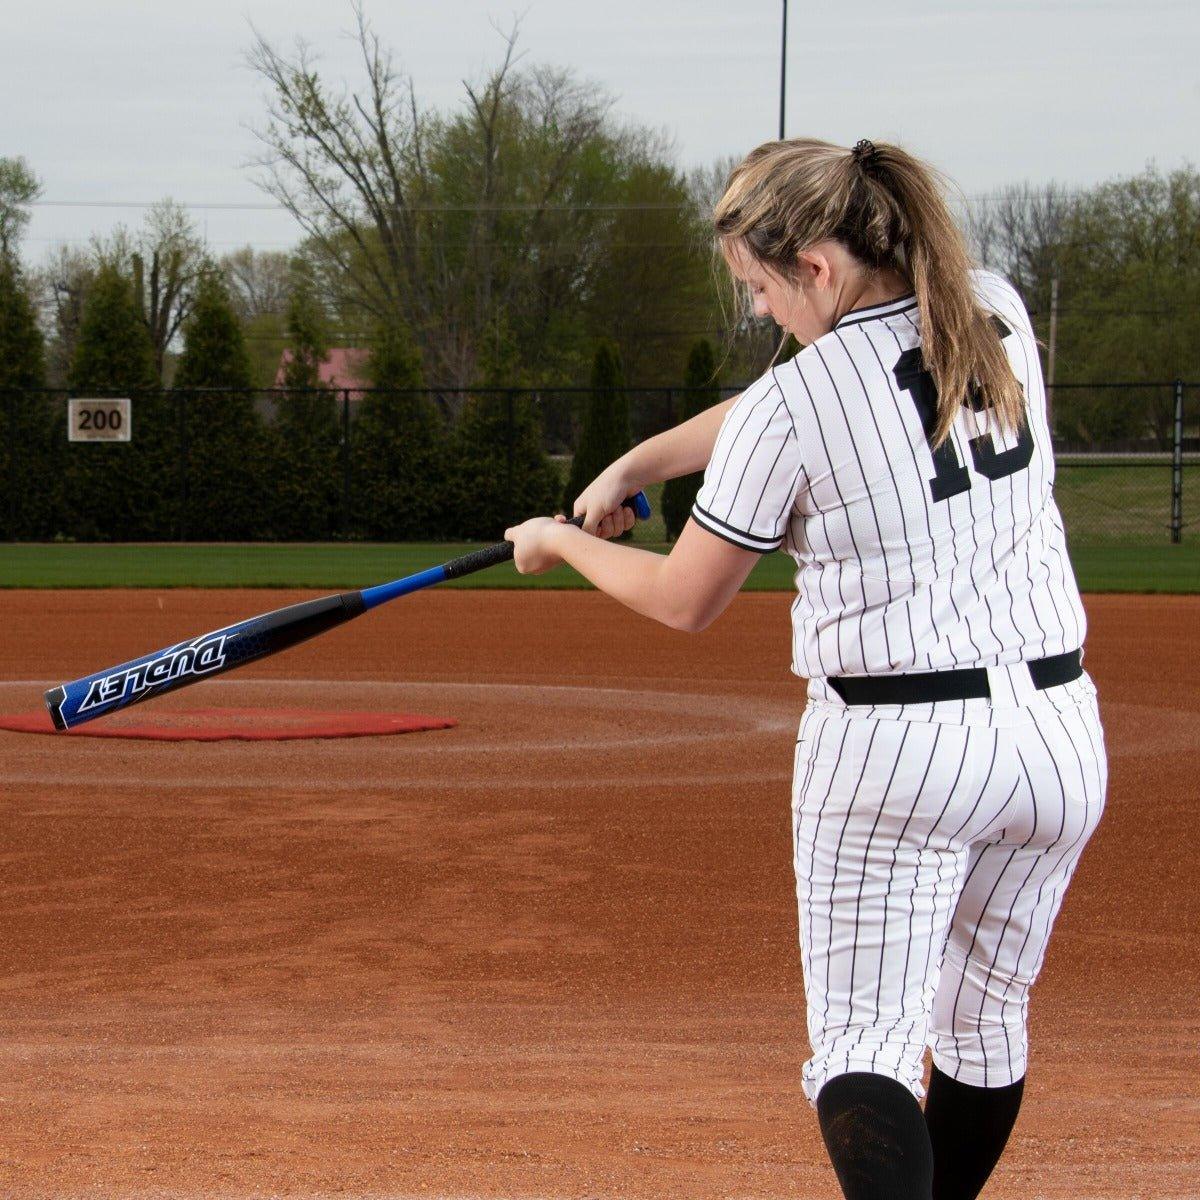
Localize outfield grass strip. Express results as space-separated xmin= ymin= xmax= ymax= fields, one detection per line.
xmin=0 ymin=540 xmax=1196 ymax=593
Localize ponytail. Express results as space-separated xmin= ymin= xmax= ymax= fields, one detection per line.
xmin=868 ymin=145 xmax=1023 ymax=445
xmin=714 ymin=139 xmax=1023 ymax=446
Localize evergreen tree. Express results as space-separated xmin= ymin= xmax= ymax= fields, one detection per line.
xmin=66 ymin=264 xmax=174 ymax=539
xmin=174 ymin=269 xmax=267 ymax=538
xmin=68 ymin=265 xmax=158 ymax=393
xmin=563 ymin=342 xmax=630 ymax=514
xmin=448 ymin=392 xmax=560 ymax=540
xmin=662 ymin=339 xmax=720 ymax=540
xmin=0 ymin=257 xmax=59 ymax=537
xmin=0 ymin=257 xmax=43 ymax=388
xmin=269 ymin=271 xmax=341 ymax=538
xmin=280 ymin=269 xmax=327 ymax=389
xmin=351 ymin=322 xmax=448 ymax=539
xmin=174 ymin=268 xmax=253 ymax=389
xmin=447 ymin=326 xmax=559 ymax=539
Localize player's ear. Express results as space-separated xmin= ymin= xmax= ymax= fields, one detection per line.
xmin=795 ymin=246 xmax=833 ymax=291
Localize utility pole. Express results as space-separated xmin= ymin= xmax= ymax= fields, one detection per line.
xmin=1046 ymin=274 xmax=1059 ymax=437
xmin=779 ymin=0 xmax=788 ymax=139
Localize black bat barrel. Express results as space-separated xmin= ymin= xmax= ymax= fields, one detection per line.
xmin=46 ymin=591 xmax=366 ymax=730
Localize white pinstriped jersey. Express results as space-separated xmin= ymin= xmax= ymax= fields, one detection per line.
xmin=691 ymin=270 xmax=1087 ymax=679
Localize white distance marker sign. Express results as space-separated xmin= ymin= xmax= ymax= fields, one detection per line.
xmin=69 ymin=397 xmax=131 ymax=442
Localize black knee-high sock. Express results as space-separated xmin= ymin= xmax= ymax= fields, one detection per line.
xmin=816 ymin=1072 xmax=934 ymax=1200
xmin=923 ymin=1065 xmax=1024 ymax=1200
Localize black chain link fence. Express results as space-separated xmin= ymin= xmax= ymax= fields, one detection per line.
xmin=1048 ymin=382 xmax=1194 ymax=546
xmin=0 ymin=386 xmax=742 ymax=543
xmin=0 ymin=382 xmax=1192 ymax=544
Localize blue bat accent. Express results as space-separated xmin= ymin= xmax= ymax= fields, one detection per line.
xmin=49 ymin=617 xmax=270 ymax=729
xmin=360 ymin=565 xmax=447 ymax=612
xmin=46 ymin=592 xmax=366 ymax=730
xmin=46 ymin=492 xmax=651 ymax=731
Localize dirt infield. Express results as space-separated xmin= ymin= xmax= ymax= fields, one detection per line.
xmin=0 ymin=588 xmax=1197 ymax=1199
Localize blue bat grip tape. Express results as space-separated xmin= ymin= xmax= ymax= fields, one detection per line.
xmin=361 ymin=564 xmax=447 ymax=611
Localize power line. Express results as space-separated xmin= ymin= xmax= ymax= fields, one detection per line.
xmin=31 ymin=200 xmax=287 ymax=212
xmin=31 ymin=199 xmax=702 ymax=213
xmin=29 ymin=193 xmax=1044 ymax=213
xmin=25 ymin=236 xmax=299 ymax=249
xmin=26 ymin=234 xmax=709 ymax=249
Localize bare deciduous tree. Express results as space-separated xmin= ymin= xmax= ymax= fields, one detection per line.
xmin=967 ymin=183 xmax=1076 ymax=309
xmin=36 ymin=244 xmax=94 ymax=386
xmin=686 ymin=155 xmax=739 ymax=221
xmin=219 ymin=246 xmax=293 ymax=320
xmin=91 ymin=200 xmax=208 ymax=380
xmin=246 ymin=5 xmax=711 ymax=386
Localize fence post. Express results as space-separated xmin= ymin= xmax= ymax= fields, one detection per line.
xmin=5 ymin=391 xmax=14 ymax=539
xmin=1171 ymin=379 xmax=1184 ymax=545
xmin=505 ymin=390 xmax=515 ymax=514
xmin=177 ymin=390 xmax=189 ymax=541
xmin=341 ymin=388 xmax=351 ymax=537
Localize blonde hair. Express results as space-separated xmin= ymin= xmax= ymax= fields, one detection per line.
xmin=713 ymin=138 xmax=1022 ymax=447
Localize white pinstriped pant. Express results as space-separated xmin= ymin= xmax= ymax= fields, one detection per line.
xmin=791 ymin=666 xmax=1107 ymax=1103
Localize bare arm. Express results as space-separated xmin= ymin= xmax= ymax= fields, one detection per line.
xmin=506 ymin=515 xmax=760 ymax=633
xmin=571 ymin=393 xmax=740 ymax=535
xmin=617 ymin=393 xmax=739 ymax=488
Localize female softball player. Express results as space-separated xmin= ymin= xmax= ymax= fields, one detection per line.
xmin=505 ymin=137 xmax=1107 ymax=1200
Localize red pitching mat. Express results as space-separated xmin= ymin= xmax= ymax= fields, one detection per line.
xmin=0 ymin=707 xmax=458 ymax=742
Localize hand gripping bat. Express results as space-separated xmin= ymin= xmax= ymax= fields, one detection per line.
xmin=45 ymin=493 xmax=652 ymax=731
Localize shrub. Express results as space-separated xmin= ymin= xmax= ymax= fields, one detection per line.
xmin=0 ymin=256 xmax=61 ymax=537
xmin=447 ymin=390 xmax=560 ymax=540
xmin=66 ymin=265 xmax=175 ymax=538
xmin=662 ymin=339 xmax=720 ymax=540
xmin=352 ymin=324 xmax=450 ymax=539
xmin=174 ymin=269 xmax=268 ymax=538
xmin=563 ymin=342 xmax=629 ymax=514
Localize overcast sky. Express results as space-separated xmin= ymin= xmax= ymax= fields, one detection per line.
xmin=8 ymin=0 xmax=1198 ymax=262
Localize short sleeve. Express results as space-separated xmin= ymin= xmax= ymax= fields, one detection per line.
xmin=691 ymin=374 xmax=802 ymax=553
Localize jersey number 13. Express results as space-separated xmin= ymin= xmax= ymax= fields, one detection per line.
xmin=892 ymin=317 xmax=1034 ymax=503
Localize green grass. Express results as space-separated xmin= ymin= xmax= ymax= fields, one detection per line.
xmin=1061 ymin=543 xmax=1200 ymax=593
xmin=0 ymin=538 xmax=792 ymax=590
xmin=0 ymin=538 xmax=1194 ymax=592
xmin=1 ymin=463 xmax=1195 ymax=593
xmin=0 ymin=541 xmax=649 ymax=590
xmin=1054 ymin=459 xmax=1191 ymax=546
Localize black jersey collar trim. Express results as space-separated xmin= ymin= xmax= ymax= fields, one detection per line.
xmin=834 ymin=293 xmax=918 ymax=330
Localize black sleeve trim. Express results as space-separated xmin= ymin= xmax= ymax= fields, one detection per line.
xmin=691 ymin=503 xmax=783 ymax=553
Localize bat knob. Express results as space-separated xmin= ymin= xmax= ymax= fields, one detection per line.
xmin=630 ymin=491 xmax=652 ymax=520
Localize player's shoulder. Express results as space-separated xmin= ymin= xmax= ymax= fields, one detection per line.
xmin=970 ymin=268 xmax=1032 ymax=330
xmin=715 ymin=360 xmax=803 ymax=444
xmin=969 ymin=265 xmax=1017 ymax=301
xmin=735 ymin=339 xmax=850 ymax=429
xmin=726 ymin=360 xmax=792 ymax=417
xmin=778 ymin=327 xmax=877 ymax=410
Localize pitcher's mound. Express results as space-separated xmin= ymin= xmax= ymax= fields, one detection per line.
xmin=0 ymin=707 xmax=458 ymax=742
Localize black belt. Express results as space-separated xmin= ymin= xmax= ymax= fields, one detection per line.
xmin=827 ymin=650 xmax=1083 ymax=706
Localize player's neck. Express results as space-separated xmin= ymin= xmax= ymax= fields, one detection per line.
xmin=834 ymin=268 xmax=912 ymax=323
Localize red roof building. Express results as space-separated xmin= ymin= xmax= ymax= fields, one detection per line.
xmin=274 ymin=347 xmax=371 ymax=398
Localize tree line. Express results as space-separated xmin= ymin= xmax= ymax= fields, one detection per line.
xmin=970 ymin=169 xmax=1200 ymax=444
xmin=1 ymin=8 xmax=1197 ymax=542
xmin=0 ymin=242 xmax=718 ymax=541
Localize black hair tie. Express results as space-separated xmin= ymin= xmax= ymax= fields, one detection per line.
xmin=852 ymin=139 xmax=879 ymax=168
